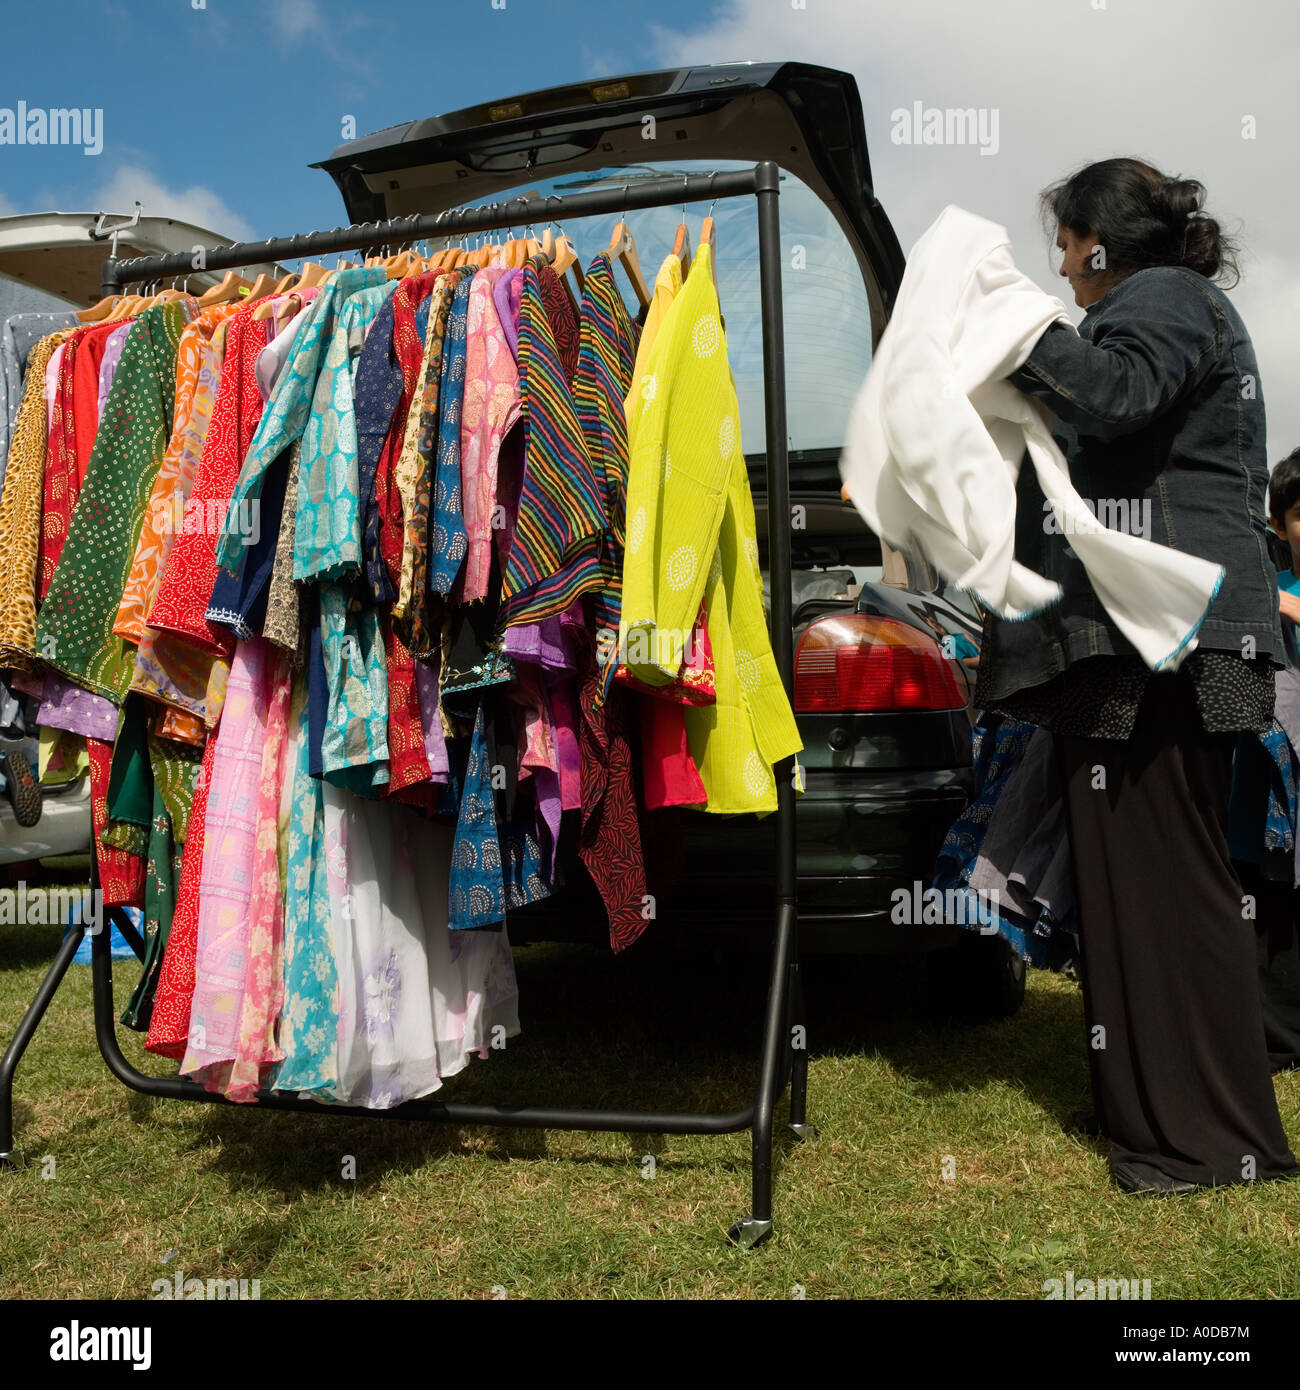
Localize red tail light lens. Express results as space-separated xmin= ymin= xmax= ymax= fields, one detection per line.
xmin=794 ymin=614 xmax=967 ymax=712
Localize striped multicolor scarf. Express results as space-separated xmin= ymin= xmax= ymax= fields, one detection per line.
xmin=500 ymin=256 xmax=607 ymax=624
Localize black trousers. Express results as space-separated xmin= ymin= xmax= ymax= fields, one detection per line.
xmin=1056 ymin=675 xmax=1298 ymax=1186
xmin=1234 ymin=859 xmax=1300 ymax=1073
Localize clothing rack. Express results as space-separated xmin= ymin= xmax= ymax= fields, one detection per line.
xmin=0 ymin=162 xmax=808 ymax=1248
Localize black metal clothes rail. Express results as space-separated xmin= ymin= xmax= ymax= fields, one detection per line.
xmin=0 ymin=162 xmax=809 ymax=1248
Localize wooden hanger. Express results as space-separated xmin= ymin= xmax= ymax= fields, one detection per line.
xmin=238 ymin=273 xmax=279 ymax=305
xmin=673 ymin=219 xmax=691 ymax=279
xmin=105 ymin=294 xmax=145 ymax=323
xmin=295 ymin=261 xmax=330 ymax=291
xmin=552 ymin=234 xmax=582 ymax=284
xmin=197 ymin=271 xmax=251 ymax=308
xmin=700 ymin=214 xmax=719 ymax=298
xmin=252 ymin=291 xmax=288 ymax=322
xmin=606 ymin=221 xmax=651 ymax=308
xmin=77 ymin=293 xmax=124 ymax=323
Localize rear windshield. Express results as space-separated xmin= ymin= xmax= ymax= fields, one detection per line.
xmin=439 ymin=159 xmax=872 ymax=459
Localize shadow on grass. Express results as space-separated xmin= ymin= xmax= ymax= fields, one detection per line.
xmin=102 ymin=937 xmax=1089 ymax=1198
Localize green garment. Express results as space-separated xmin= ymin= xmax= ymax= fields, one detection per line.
xmin=118 ymin=733 xmax=199 ymax=1031
xmin=119 ymin=787 xmax=180 ymax=1032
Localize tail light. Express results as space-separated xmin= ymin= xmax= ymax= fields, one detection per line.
xmin=794 ymin=614 xmax=967 ymax=712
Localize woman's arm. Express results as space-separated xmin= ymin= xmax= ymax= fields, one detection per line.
xmin=1010 ymin=268 xmax=1221 ymax=441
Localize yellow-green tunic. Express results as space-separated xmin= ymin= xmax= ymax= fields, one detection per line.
xmin=619 ymin=241 xmax=801 ymax=814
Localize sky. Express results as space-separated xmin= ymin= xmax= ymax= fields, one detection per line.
xmin=1 ymin=0 xmax=1296 ymax=456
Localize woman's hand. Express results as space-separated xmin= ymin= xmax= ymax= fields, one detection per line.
xmin=1279 ymin=589 xmax=1300 ymax=625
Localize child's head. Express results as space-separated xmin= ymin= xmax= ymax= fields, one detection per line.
xmin=1269 ymin=447 xmax=1300 ymax=566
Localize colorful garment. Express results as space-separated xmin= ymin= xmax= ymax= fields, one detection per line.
xmin=293 ymin=280 xmax=397 ymax=582
xmin=393 ymin=273 xmax=458 ymax=655
xmin=428 ymin=269 xmax=476 ymax=596
xmin=215 ymin=645 xmax=292 ymax=1102
xmin=95 ymin=322 xmax=131 ymax=420
xmin=36 ymin=302 xmax=196 ymax=702
xmin=145 ymin=730 xmax=218 ymax=1058
xmin=615 ymin=253 xmax=709 ymax=807
xmin=147 ymin=308 xmax=270 ymax=656
xmin=360 ymin=272 xmax=436 ymax=603
xmin=0 ymin=329 xmax=75 ymax=669
xmin=620 ymin=241 xmax=802 ymax=813
xmin=262 ymin=440 xmax=304 ymax=655
xmin=319 ymin=580 xmax=389 ymax=792
xmin=461 ymin=267 xmax=522 ymax=603
xmin=0 ymin=309 xmax=79 ymax=493
xmin=179 ymin=638 xmax=280 ymax=1085
xmin=87 ymin=735 xmax=146 ymax=907
xmin=273 ymin=679 xmax=340 ymax=1096
xmin=215 ymin=266 xmax=387 ymax=577
xmin=118 ymin=304 xmax=242 ymax=644
xmin=499 ymin=257 xmax=606 ymax=624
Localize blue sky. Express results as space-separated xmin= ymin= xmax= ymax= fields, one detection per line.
xmin=0 ymin=0 xmax=716 ymax=237
xmin=2 ymin=0 xmax=1296 ymax=459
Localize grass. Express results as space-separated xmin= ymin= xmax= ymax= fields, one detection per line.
xmin=2 ymin=896 xmax=1298 ymax=1300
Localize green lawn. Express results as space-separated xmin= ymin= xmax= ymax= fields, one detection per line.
xmin=2 ymin=903 xmax=1298 ymax=1300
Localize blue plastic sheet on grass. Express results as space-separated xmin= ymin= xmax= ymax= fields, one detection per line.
xmin=66 ymin=904 xmax=143 ymax=962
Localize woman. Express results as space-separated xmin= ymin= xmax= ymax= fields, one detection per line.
xmin=975 ymin=158 xmax=1298 ymax=1193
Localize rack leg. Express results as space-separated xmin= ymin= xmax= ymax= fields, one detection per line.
xmin=728 ymin=901 xmax=796 ymax=1250
xmin=0 ymin=921 xmax=87 ymax=1169
xmin=787 ymin=956 xmax=816 ymax=1142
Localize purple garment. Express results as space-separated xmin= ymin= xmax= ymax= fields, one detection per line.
xmin=413 ymin=657 xmax=449 ymax=782
xmin=493 ymin=269 xmax=523 ymax=362
xmin=503 ymin=600 xmax=584 ymax=814
xmin=38 ymin=672 xmax=119 ymax=741
xmin=549 ymin=680 xmax=582 ymax=812
xmin=96 ymin=323 xmax=131 ymax=420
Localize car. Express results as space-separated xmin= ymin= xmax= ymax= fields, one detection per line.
xmin=312 ymin=60 xmax=1024 ymax=1019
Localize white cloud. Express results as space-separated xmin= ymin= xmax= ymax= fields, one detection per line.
xmin=651 ymin=0 xmax=1300 ymax=457
xmin=0 ymin=189 xmax=16 ymax=217
xmin=87 ymin=164 xmax=254 ymax=243
xmin=270 ymin=0 xmax=323 ymax=42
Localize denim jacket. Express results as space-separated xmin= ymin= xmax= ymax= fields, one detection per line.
xmin=979 ymin=265 xmax=1281 ymax=701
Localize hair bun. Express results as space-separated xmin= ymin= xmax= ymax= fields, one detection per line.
xmin=1163 ymin=177 xmax=1206 ymax=220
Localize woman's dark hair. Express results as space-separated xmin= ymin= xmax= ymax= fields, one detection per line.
xmin=1041 ymin=157 xmax=1240 ymax=288
xmin=1269 ymin=447 xmax=1300 ymax=523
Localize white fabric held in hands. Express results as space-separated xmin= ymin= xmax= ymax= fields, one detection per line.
xmin=839 ymin=204 xmax=1223 ymax=672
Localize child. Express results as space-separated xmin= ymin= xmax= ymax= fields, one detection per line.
xmin=1229 ymin=446 xmax=1300 ymax=1071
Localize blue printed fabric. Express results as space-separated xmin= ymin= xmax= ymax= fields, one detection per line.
xmin=294 ymin=281 xmax=397 ymax=582
xmin=205 ymin=443 xmax=292 ymax=639
xmin=353 ymin=293 xmax=403 ymax=605
xmin=429 ymin=271 xmax=475 ymax=595
xmin=448 ymin=697 xmax=505 ymax=929
xmin=273 ymin=687 xmax=339 ymax=1097
xmin=931 ymin=713 xmax=1075 ymax=969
